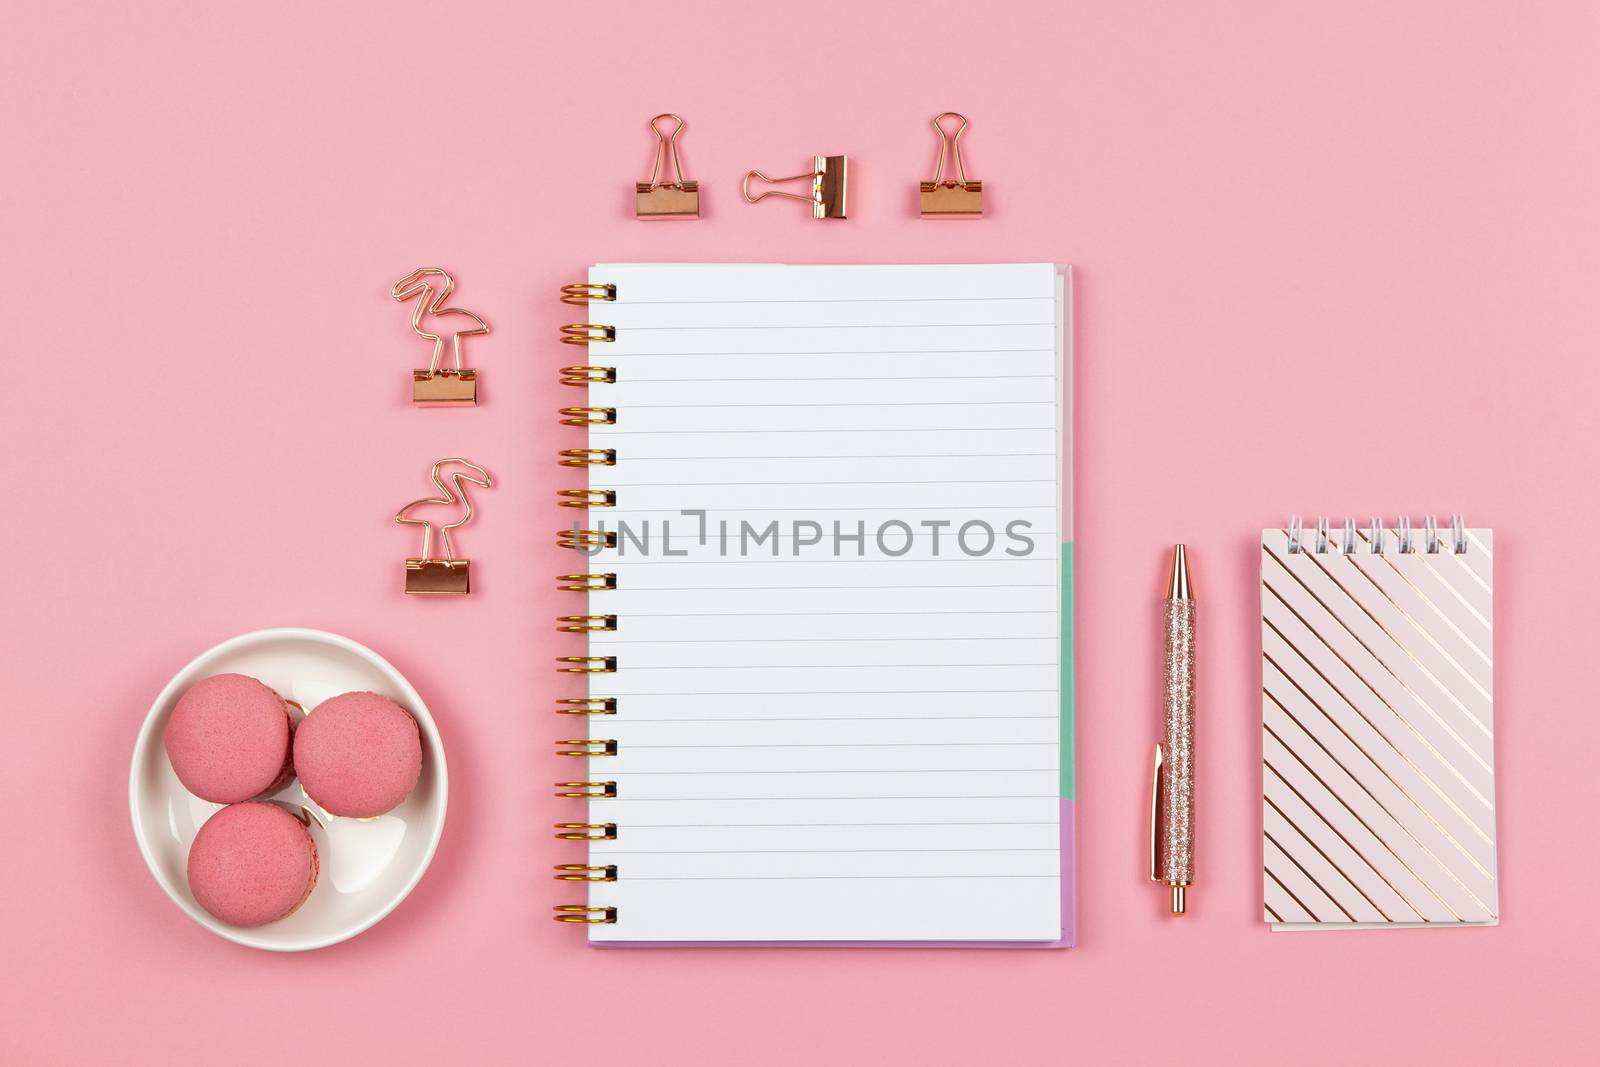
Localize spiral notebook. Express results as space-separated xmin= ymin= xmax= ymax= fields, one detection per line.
xmin=554 ymin=263 xmax=1074 ymax=945
xmin=1261 ymin=517 xmax=1498 ymax=929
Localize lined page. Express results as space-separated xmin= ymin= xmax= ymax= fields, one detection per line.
xmin=578 ymin=264 xmax=1064 ymax=942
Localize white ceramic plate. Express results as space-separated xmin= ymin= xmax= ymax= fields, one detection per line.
xmin=130 ymin=627 xmax=447 ymax=951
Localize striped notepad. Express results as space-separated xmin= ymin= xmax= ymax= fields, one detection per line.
xmin=1260 ymin=518 xmax=1497 ymax=929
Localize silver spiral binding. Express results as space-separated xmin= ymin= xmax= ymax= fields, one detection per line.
xmin=1285 ymin=514 xmax=1470 ymax=555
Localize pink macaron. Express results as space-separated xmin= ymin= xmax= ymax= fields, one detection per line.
xmin=164 ymin=673 xmax=297 ymax=803
xmin=294 ymin=691 xmax=423 ymax=818
xmin=187 ymin=802 xmax=319 ymax=927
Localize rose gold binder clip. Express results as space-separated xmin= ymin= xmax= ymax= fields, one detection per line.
xmin=742 ymin=155 xmax=848 ymax=219
xmin=395 ymin=458 xmax=494 ymax=595
xmin=392 ymin=268 xmax=490 ymax=406
xmin=636 ymin=114 xmax=699 ymax=220
xmin=920 ymin=113 xmax=983 ymax=218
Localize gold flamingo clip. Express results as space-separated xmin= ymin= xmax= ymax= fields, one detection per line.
xmin=636 ymin=114 xmax=699 ymax=219
xmin=395 ymin=458 xmax=494 ymax=595
xmin=392 ymin=268 xmax=490 ymax=407
xmin=919 ymin=113 xmax=983 ymax=219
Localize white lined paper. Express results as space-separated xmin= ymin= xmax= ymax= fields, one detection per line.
xmin=572 ymin=264 xmax=1066 ymax=942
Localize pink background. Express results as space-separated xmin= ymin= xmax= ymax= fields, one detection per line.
xmin=4 ymin=2 xmax=1597 ymax=1063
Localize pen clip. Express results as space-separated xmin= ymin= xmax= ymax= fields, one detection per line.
xmin=1148 ymin=743 xmax=1165 ymax=882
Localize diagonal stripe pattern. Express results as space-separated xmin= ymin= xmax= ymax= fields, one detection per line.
xmin=1261 ymin=525 xmax=1497 ymax=927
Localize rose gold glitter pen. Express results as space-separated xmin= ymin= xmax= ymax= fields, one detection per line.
xmin=1149 ymin=544 xmax=1195 ymax=915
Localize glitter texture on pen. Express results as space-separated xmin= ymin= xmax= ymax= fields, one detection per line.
xmin=1160 ymin=597 xmax=1195 ymax=885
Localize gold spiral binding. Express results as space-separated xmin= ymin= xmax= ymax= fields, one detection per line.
xmin=559 ymin=407 xmax=616 ymax=426
xmin=555 ymin=780 xmax=617 ymax=797
xmin=560 ymin=366 xmax=618 ymax=386
xmin=557 ymin=572 xmax=616 ymax=591
xmin=554 ymin=864 xmax=618 ymax=882
xmin=555 ymin=822 xmax=617 ymax=840
xmin=558 ymin=489 xmax=617 ymax=509
xmin=560 ymin=324 xmax=616 ymax=345
xmin=557 ymin=656 xmax=617 ymax=674
xmin=561 ymin=283 xmax=617 ymax=304
xmin=557 ymin=738 xmax=619 ymax=756
xmin=558 ymin=529 xmax=618 ymax=550
xmin=558 ymin=697 xmax=618 ymax=715
xmin=558 ymin=614 xmax=617 ymax=633
xmin=560 ymin=448 xmax=617 ymax=467
xmin=555 ymin=284 xmax=628 ymax=936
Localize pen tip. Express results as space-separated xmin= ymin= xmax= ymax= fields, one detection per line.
xmin=1166 ymin=544 xmax=1192 ymax=600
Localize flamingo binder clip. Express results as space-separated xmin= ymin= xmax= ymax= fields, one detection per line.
xmin=395 ymin=458 xmax=494 ymax=595
xmin=636 ymin=114 xmax=699 ymax=220
xmin=392 ymin=268 xmax=490 ymax=407
xmin=741 ymin=154 xmax=848 ymax=219
xmin=920 ymin=113 xmax=983 ymax=219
